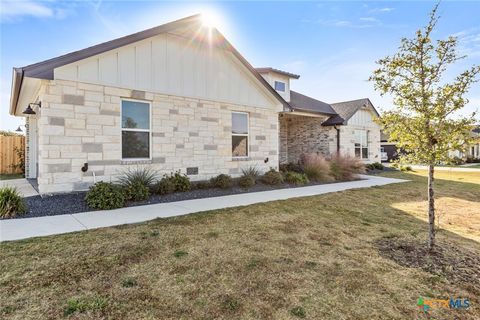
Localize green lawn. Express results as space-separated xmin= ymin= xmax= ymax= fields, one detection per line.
xmin=1 ymin=171 xmax=479 ymax=319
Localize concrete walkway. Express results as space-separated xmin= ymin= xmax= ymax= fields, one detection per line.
xmin=0 ymin=178 xmax=39 ymax=197
xmin=0 ymin=175 xmax=407 ymax=242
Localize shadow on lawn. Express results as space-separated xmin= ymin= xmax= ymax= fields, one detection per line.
xmin=369 ymin=172 xmax=480 ymax=302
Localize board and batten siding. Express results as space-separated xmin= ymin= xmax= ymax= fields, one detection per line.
xmin=54 ymin=33 xmax=279 ymax=110
xmin=348 ymin=108 xmax=378 ymax=127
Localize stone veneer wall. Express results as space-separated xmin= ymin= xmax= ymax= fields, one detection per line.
xmin=339 ymin=125 xmax=381 ymax=163
xmin=279 ymin=114 xmax=337 ymax=164
xmin=36 ymin=80 xmax=279 ymax=194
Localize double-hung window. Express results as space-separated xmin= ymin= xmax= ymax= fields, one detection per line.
xmin=232 ymin=112 xmax=249 ymax=158
xmin=121 ymin=99 xmax=151 ymax=160
xmin=354 ymin=130 xmax=369 ymax=159
xmin=274 ymin=81 xmax=286 ymax=92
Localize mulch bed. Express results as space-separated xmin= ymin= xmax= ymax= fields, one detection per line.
xmin=376 ymin=237 xmax=480 ymax=292
xmin=6 ymin=178 xmax=359 ymax=220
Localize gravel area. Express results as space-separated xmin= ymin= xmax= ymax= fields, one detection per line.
xmin=4 ymin=178 xmax=362 ymax=220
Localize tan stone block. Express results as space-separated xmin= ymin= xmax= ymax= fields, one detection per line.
xmin=47 ymin=85 xmax=62 ymax=95
xmin=86 ymin=115 xmax=114 ymax=126
xmin=42 ymin=125 xmax=65 ymax=136
xmin=43 ymin=94 xmax=63 ymax=103
xmin=42 ymin=108 xmax=74 ymax=118
xmin=104 ymin=86 xmax=131 ymax=97
xmin=50 ymin=103 xmax=74 ymax=111
xmin=87 ymin=153 xmax=103 ymax=161
xmin=74 ymin=105 xmax=99 ymax=114
xmin=85 ymin=91 xmax=104 ymax=102
xmin=49 ymin=136 xmax=81 ymax=145
xmin=65 ymin=119 xmax=86 ymax=129
xmin=65 ymin=129 xmax=93 ymax=137
xmin=49 ymin=150 xmax=60 ymax=158
xmin=78 ymin=82 xmax=104 ymax=92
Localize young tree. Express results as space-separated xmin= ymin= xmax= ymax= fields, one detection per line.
xmin=370 ymin=4 xmax=480 ymax=251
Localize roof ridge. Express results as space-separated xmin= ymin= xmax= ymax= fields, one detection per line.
xmin=331 ymin=98 xmax=370 ymax=105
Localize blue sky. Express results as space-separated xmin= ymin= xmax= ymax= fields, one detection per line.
xmin=1 ymin=0 xmax=479 ymax=131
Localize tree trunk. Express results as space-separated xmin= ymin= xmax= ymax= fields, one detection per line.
xmin=427 ymin=164 xmax=435 ymax=251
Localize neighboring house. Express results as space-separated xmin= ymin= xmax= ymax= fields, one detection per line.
xmin=381 ymin=126 xmax=480 ymax=162
xmin=9 ymin=15 xmax=381 ymax=194
xmin=449 ymin=126 xmax=480 ymax=160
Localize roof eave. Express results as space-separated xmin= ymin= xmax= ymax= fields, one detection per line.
xmin=291 ymin=108 xmax=337 ymax=117
xmin=10 ymin=68 xmax=24 ymax=116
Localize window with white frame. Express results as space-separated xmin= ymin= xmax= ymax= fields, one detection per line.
xmin=354 ymin=130 xmax=369 ymax=159
xmin=274 ymin=81 xmax=286 ymax=92
xmin=121 ymin=99 xmax=151 ymax=159
xmin=232 ymin=112 xmax=249 ymax=158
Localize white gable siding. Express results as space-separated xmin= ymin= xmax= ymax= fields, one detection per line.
xmin=348 ymin=108 xmax=377 ymax=126
xmin=54 ymin=34 xmax=279 ymax=109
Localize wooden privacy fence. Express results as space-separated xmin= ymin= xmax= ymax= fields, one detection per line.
xmin=0 ymin=135 xmax=25 ymax=174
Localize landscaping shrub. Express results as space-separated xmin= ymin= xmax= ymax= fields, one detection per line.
xmin=238 ymin=175 xmax=256 ymax=188
xmin=170 ymin=171 xmax=191 ymax=192
xmin=118 ymin=166 xmax=158 ymax=187
xmin=400 ymin=165 xmax=413 ymax=172
xmin=241 ymin=165 xmax=261 ymax=178
xmin=0 ymin=187 xmax=27 ymax=218
xmin=85 ymin=182 xmax=125 ymax=210
xmin=154 ymin=176 xmax=176 ymax=195
xmin=283 ymin=171 xmax=309 ymax=185
xmin=300 ymin=153 xmax=333 ymax=182
xmin=123 ymin=180 xmax=150 ymax=201
xmin=366 ymin=162 xmax=385 ymax=171
xmin=374 ymin=162 xmax=385 ymax=170
xmin=210 ymin=174 xmax=233 ymax=189
xmin=194 ymin=180 xmax=211 ymax=189
xmin=261 ymin=169 xmax=284 ymax=185
xmin=466 ymin=156 xmax=480 ymax=163
xmin=452 ymin=156 xmax=465 ymax=165
xmin=279 ymin=162 xmax=304 ymax=173
xmin=118 ymin=166 xmax=157 ymax=191
xmin=329 ymin=154 xmax=365 ymax=181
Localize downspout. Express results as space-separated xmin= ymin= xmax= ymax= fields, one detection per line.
xmin=334 ymin=125 xmax=340 ymax=154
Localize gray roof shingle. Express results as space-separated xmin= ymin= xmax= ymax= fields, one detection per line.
xmin=322 ymin=98 xmax=379 ymax=126
xmin=289 ymin=90 xmax=337 ymax=115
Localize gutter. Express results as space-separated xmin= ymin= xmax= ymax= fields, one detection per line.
xmin=334 ymin=125 xmax=341 ymax=153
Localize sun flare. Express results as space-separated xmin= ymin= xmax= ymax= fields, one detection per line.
xmin=200 ymin=11 xmax=223 ymax=29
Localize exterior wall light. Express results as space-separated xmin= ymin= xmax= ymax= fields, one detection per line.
xmin=23 ymin=102 xmax=41 ymax=115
